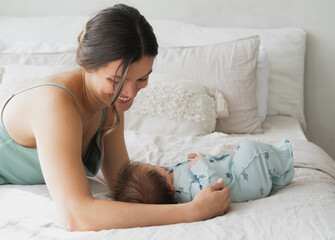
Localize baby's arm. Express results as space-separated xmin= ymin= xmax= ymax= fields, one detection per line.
xmin=189 ymin=155 xmax=221 ymax=189
xmin=188 ymin=153 xmax=204 ymax=167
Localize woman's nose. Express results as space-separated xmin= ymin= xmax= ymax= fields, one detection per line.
xmin=122 ymin=81 xmax=138 ymax=98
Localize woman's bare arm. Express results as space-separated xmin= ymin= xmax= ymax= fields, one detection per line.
xmin=69 ymin=180 xmax=230 ymax=231
xmin=30 ymin=89 xmax=231 ymax=231
xmin=100 ymin=110 xmax=130 ymax=189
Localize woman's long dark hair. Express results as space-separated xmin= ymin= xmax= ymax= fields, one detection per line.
xmin=76 ymin=4 xmax=158 ymax=133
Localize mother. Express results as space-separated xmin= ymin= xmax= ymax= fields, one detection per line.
xmin=0 ymin=4 xmax=231 ymax=231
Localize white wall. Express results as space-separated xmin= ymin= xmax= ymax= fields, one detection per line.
xmin=1 ymin=0 xmax=335 ymax=160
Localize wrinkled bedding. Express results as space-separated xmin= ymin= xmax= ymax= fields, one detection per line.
xmin=1 ymin=117 xmax=335 ymax=240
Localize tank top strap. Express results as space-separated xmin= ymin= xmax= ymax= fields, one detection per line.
xmin=17 ymin=83 xmax=79 ymax=109
xmin=99 ymin=107 xmax=108 ymax=130
xmin=1 ymin=82 xmax=79 ymax=124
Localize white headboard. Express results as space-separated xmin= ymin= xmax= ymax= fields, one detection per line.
xmin=1 ymin=0 xmax=335 ymax=160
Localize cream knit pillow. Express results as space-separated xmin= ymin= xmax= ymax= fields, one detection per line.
xmin=124 ymin=74 xmax=228 ymax=136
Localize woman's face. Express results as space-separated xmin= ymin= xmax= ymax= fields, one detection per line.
xmin=87 ymin=55 xmax=154 ymax=112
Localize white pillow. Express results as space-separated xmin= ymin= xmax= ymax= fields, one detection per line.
xmin=1 ymin=40 xmax=77 ymax=54
xmin=149 ymin=19 xmax=306 ymax=129
xmin=0 ymin=16 xmax=83 ymax=67
xmin=124 ymin=73 xmax=225 ymax=136
xmin=0 ymin=51 xmax=78 ymax=67
xmin=0 ymin=40 xmax=78 ymax=66
xmin=153 ymin=36 xmax=262 ymax=134
xmin=0 ymin=16 xmax=89 ymax=48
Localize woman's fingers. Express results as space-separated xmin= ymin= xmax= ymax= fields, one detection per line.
xmin=211 ymin=178 xmax=224 ymax=190
xmin=209 ymin=179 xmax=231 ymax=214
xmin=212 ymin=179 xmax=229 ymax=197
xmin=192 ymin=179 xmax=231 ymax=219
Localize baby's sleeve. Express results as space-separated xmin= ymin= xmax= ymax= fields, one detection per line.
xmin=190 ymin=157 xmax=221 ymax=189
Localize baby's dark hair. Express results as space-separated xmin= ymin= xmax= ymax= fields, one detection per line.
xmin=114 ymin=162 xmax=176 ymax=204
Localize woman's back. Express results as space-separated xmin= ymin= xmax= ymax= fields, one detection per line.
xmin=1 ymin=69 xmax=105 ymax=157
xmin=0 ymin=69 xmax=108 ymax=184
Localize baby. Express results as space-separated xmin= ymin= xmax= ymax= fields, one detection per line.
xmin=114 ymin=139 xmax=294 ymax=204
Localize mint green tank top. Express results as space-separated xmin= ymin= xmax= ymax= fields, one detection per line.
xmin=0 ymin=83 xmax=107 ymax=185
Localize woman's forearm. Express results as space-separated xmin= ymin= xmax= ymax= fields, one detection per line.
xmin=66 ymin=180 xmax=230 ymax=231
xmin=68 ymin=198 xmax=197 ymax=231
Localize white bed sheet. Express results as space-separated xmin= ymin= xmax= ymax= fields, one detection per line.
xmin=1 ymin=116 xmax=335 ymax=240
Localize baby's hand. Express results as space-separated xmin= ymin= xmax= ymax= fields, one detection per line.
xmin=187 ymin=153 xmax=197 ymax=160
xmin=188 ymin=153 xmax=204 ymax=167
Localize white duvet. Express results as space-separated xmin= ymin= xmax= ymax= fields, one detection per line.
xmin=1 ymin=128 xmax=335 ymax=239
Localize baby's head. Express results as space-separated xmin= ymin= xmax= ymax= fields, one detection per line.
xmin=114 ymin=162 xmax=176 ymax=204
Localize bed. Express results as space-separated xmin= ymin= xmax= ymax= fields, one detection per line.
xmin=1 ymin=13 xmax=335 ymax=240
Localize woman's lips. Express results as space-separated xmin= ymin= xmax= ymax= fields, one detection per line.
xmin=116 ymin=96 xmax=131 ymax=103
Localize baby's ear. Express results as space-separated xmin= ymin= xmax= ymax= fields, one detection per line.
xmin=168 ymin=185 xmax=175 ymax=195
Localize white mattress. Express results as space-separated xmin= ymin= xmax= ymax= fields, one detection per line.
xmin=1 ymin=116 xmax=335 ymax=239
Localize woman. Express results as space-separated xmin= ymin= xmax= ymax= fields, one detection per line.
xmin=0 ymin=4 xmax=231 ymax=231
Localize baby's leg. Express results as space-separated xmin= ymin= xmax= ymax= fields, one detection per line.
xmin=231 ymin=140 xmax=273 ymax=202
xmin=268 ymin=139 xmax=294 ymax=189
xmin=234 ymin=139 xmax=294 ymax=191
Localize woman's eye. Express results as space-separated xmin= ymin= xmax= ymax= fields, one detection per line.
xmin=108 ymin=78 xmax=119 ymax=84
xmin=139 ymin=78 xmax=148 ymax=82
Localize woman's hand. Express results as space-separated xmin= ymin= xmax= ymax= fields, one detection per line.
xmin=188 ymin=153 xmax=204 ymax=167
xmin=191 ymin=179 xmax=231 ymax=220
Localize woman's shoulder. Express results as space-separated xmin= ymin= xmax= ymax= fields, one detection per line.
xmin=13 ymin=69 xmax=84 ymax=127
xmin=36 ymin=68 xmax=85 ymax=108
xmin=5 ymin=68 xmax=82 ymax=114
xmin=40 ymin=68 xmax=82 ymax=91
xmin=1 ymin=69 xmax=84 ymax=148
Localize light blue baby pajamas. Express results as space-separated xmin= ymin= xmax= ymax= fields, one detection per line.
xmin=170 ymin=139 xmax=294 ymax=203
